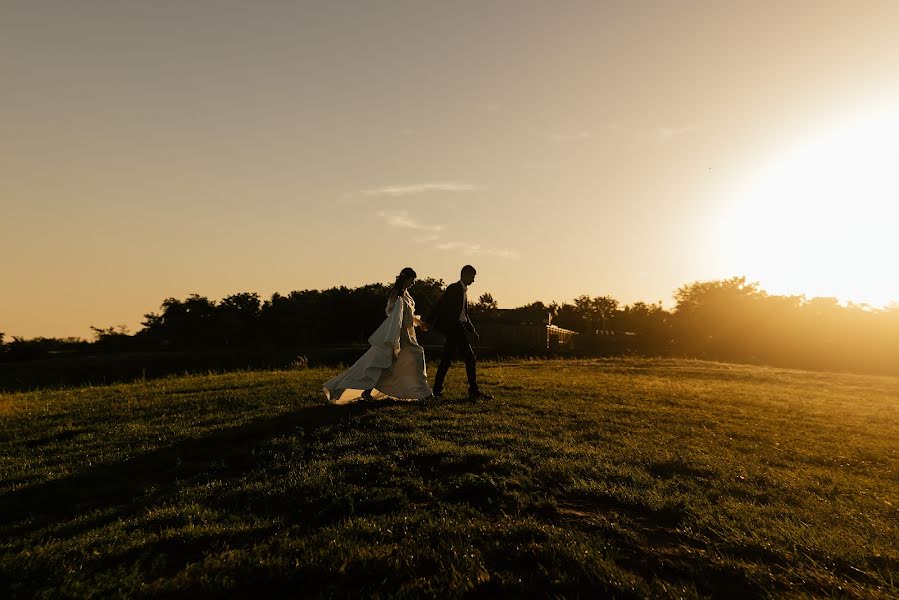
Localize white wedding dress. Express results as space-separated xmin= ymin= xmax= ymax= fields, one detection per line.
xmin=323 ymin=291 xmax=433 ymax=403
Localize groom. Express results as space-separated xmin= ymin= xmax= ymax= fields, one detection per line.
xmin=427 ymin=265 xmax=492 ymax=400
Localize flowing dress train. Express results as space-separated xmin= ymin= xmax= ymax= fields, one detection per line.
xmin=323 ymin=291 xmax=432 ymax=403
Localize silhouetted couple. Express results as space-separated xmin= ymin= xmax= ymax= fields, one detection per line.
xmin=323 ymin=265 xmax=492 ymax=403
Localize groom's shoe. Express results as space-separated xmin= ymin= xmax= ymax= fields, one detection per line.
xmin=468 ymin=390 xmax=493 ymax=401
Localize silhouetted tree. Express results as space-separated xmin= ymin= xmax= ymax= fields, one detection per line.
xmin=572 ymin=295 xmax=619 ymax=335
xmin=260 ymin=289 xmax=325 ymax=345
xmin=90 ymin=325 xmax=134 ymax=352
xmin=141 ymin=294 xmax=218 ymax=348
xmin=618 ymin=301 xmax=670 ymax=339
xmin=672 ymin=277 xmax=758 ymax=358
xmin=553 ymin=302 xmax=585 ymax=332
xmin=1 ymin=336 xmax=88 ymax=361
xmin=470 ymin=292 xmax=499 ymax=320
xmin=496 ymin=301 xmax=550 ymax=325
xmin=409 ymin=277 xmax=446 ymax=319
xmin=477 ymin=293 xmax=498 ymax=309
xmin=7 ymin=274 xmax=895 ymax=377
xmin=218 ymin=292 xmax=262 ymax=346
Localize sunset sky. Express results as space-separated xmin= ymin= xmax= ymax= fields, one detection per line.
xmin=3 ymin=1 xmax=899 ymax=339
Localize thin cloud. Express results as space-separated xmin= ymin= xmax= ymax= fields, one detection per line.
xmin=436 ymin=241 xmax=474 ymax=251
xmin=358 ymin=182 xmax=485 ymax=198
xmin=414 ymin=233 xmax=441 ymax=243
xmin=376 ymin=210 xmax=444 ymax=232
xmin=374 ymin=210 xmax=518 ymax=260
xmin=485 ymin=248 xmax=520 ymax=260
xmin=655 ymin=125 xmax=695 ymax=144
xmin=436 ymin=240 xmax=519 ymax=260
xmin=606 ymin=123 xmax=695 ymax=145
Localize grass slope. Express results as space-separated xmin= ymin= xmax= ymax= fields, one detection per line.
xmin=1 ymin=359 xmax=897 ymax=598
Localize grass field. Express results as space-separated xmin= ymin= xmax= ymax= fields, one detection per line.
xmin=1 ymin=358 xmax=898 ymax=598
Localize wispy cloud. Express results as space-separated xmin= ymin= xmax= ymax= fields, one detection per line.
xmin=548 ymin=131 xmax=592 ymax=142
xmin=414 ymin=233 xmax=441 ymax=243
xmin=436 ymin=241 xmax=520 ymax=260
xmin=655 ymin=125 xmax=695 ymax=144
xmin=477 ymin=103 xmax=501 ymax=113
xmin=376 ymin=210 xmax=444 ymax=232
xmin=374 ymin=209 xmax=519 ymax=260
xmin=357 ymin=182 xmax=486 ymax=198
xmin=606 ymin=123 xmax=695 ymax=145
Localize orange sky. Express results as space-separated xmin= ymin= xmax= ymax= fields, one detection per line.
xmin=3 ymin=1 xmax=898 ymax=339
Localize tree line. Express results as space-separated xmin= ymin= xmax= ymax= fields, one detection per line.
xmin=2 ymin=276 xmax=898 ymax=375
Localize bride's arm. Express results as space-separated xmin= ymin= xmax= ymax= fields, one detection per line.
xmin=406 ymin=293 xmax=428 ymax=330
xmin=385 ymin=290 xmax=399 ymax=315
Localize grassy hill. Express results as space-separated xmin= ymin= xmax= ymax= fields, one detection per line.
xmin=1 ymin=359 xmax=897 ymax=598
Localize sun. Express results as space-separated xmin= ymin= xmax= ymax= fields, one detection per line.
xmin=716 ymin=108 xmax=899 ymax=307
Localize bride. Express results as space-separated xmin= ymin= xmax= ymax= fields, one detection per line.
xmin=323 ymin=267 xmax=434 ymax=403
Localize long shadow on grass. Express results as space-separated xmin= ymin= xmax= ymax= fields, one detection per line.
xmin=0 ymin=399 xmax=393 ymax=535
xmin=554 ymin=495 xmax=774 ymax=597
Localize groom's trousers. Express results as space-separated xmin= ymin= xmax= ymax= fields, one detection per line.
xmin=433 ymin=323 xmax=478 ymax=395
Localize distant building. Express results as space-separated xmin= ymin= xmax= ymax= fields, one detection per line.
xmin=477 ymin=310 xmax=578 ymax=351
xmin=417 ymin=307 xmax=579 ymax=351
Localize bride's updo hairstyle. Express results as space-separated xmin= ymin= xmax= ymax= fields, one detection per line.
xmin=390 ymin=267 xmax=417 ymax=296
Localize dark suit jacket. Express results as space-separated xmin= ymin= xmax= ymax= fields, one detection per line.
xmin=428 ymin=282 xmax=476 ymax=335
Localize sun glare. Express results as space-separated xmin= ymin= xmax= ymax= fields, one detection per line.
xmin=717 ymin=109 xmax=899 ymax=307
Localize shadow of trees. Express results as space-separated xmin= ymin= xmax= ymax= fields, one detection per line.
xmin=0 ymin=401 xmax=365 ymax=534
